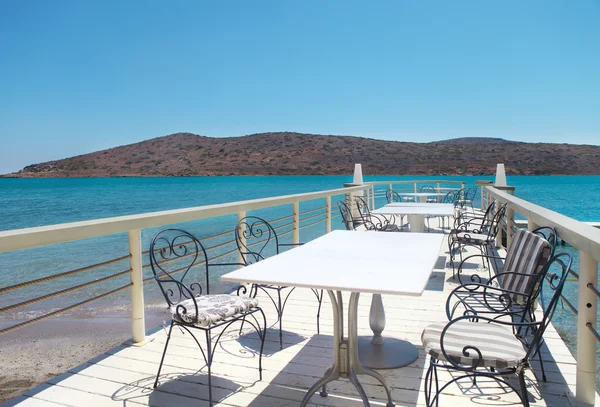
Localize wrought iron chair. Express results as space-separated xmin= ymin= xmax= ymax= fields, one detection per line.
xmin=420 ymin=185 xmax=438 ymax=203
xmin=422 ymin=253 xmax=572 ymax=407
xmin=235 ymin=216 xmax=324 ymax=349
xmin=354 ymin=196 xmax=400 ymax=232
xmin=448 ymin=226 xmax=557 ymax=380
xmin=386 ymin=189 xmax=415 ymax=203
xmin=338 ymin=200 xmax=361 ymax=230
xmin=149 ymin=229 xmax=266 ymax=407
xmin=456 ymin=186 xmax=477 ymax=212
xmin=449 ymin=203 xmax=507 ymax=276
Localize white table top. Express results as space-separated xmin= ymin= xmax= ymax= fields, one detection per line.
xmin=221 ymin=230 xmax=444 ymax=296
xmin=396 ymin=192 xmax=448 ymax=197
xmin=373 ymin=204 xmax=455 ymax=216
xmin=386 ymin=202 xmax=455 ymax=208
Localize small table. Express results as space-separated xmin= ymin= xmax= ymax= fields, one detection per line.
xmin=373 ymin=204 xmax=456 ymax=233
xmin=221 ymin=230 xmax=444 ymax=407
xmin=395 ymin=192 xmax=448 ymax=203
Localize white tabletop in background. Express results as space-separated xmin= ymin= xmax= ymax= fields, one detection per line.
xmin=373 ymin=204 xmax=455 ymax=216
xmin=386 ymin=202 xmax=456 ymax=208
xmin=221 ymin=230 xmax=444 ymax=296
xmin=396 ymin=192 xmax=448 ymax=197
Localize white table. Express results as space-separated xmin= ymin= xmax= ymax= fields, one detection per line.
xmin=395 ymin=192 xmax=448 ymax=203
xmin=222 ymin=230 xmax=444 ymax=407
xmin=373 ymin=204 xmax=456 ymax=233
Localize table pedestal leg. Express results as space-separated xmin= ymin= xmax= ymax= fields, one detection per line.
xmin=407 ymin=214 xmax=425 ymax=233
xmin=301 ymin=291 xmax=395 ymax=407
xmin=358 ymin=294 xmax=420 ymax=369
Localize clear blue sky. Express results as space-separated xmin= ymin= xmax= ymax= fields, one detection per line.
xmin=1 ymin=1 xmax=598 ymax=174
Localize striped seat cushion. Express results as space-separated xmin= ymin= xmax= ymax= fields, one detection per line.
xmin=500 ymin=229 xmax=552 ymax=304
xmin=422 ymin=320 xmax=527 ymax=369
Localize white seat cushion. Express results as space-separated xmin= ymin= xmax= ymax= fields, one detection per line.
xmin=170 ymin=294 xmax=259 ymax=327
xmin=422 ymin=320 xmax=527 ymax=369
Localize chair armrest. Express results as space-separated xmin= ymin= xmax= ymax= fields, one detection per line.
xmin=456 ymin=253 xmax=505 ymax=285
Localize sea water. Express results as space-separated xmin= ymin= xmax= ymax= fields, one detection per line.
xmin=1 ymin=175 xmax=599 ymax=382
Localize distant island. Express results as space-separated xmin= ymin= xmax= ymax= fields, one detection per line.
xmin=3 ymin=132 xmax=600 ymax=177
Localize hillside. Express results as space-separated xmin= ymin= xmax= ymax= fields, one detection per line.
xmin=5 ymin=132 xmax=600 ymax=177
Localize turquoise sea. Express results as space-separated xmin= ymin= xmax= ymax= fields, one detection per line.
xmin=1 ymin=175 xmax=599 ymax=382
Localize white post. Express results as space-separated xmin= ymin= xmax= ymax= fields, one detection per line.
xmin=326 ymin=196 xmax=332 ymax=233
xmin=371 ymin=185 xmax=375 ymax=209
xmin=293 ymin=201 xmax=300 ymax=245
xmin=237 ymin=210 xmax=246 ymax=267
xmin=128 ymin=229 xmax=146 ymax=344
xmin=350 ymin=164 xmax=364 ymax=218
xmin=576 ymin=250 xmax=598 ymax=406
xmin=506 ymin=206 xmax=514 ymax=249
xmin=413 ymin=182 xmax=417 ymax=193
xmin=527 ymin=218 xmax=540 ymax=231
xmin=495 ymin=164 xmax=507 ymax=186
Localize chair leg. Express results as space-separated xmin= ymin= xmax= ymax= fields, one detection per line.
xmin=518 ymin=370 xmax=530 ymax=407
xmin=154 ymin=322 xmax=174 ymax=388
xmin=205 ymin=330 xmax=213 ymax=407
xmin=537 ymin=349 xmax=547 ymax=382
xmin=279 ymin=290 xmax=284 ymax=349
xmin=258 ymin=309 xmax=267 ymax=381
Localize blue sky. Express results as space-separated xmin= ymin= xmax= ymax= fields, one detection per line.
xmin=1 ymin=1 xmax=598 ymax=174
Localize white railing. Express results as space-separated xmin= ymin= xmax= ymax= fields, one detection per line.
xmin=0 ymin=185 xmax=368 ymax=342
xmin=484 ymin=185 xmax=600 ymax=406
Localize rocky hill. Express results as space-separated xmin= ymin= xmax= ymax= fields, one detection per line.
xmin=5 ymin=132 xmax=600 ymax=177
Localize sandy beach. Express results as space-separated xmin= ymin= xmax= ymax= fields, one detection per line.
xmin=0 ymin=308 xmax=165 ymax=403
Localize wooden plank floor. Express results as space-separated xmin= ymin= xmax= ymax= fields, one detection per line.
xmin=3 ymin=216 xmax=597 ymax=407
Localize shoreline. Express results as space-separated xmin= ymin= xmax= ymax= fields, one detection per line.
xmin=0 ymin=308 xmax=166 ymax=403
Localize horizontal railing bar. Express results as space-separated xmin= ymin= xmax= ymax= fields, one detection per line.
xmin=0 ymin=283 xmax=132 ymax=335
xmin=0 ymin=268 xmax=132 ymax=314
xmin=300 ymin=218 xmax=327 ymax=230
xmin=486 ymin=186 xmax=600 ymax=262
xmin=267 ymin=214 xmax=295 ymax=224
xmin=301 ymin=212 xmax=326 ymax=224
xmin=365 ymin=180 xmax=465 ymax=186
xmin=204 ymin=238 xmax=236 ymax=252
xmin=587 ymin=283 xmax=600 ymax=299
xmin=586 ymin=323 xmax=600 ymax=342
xmin=568 ymin=268 xmax=580 ymax=280
xmin=560 ymin=294 xmax=578 ymax=315
xmin=0 ymin=254 xmax=131 ymax=295
xmin=299 ymin=206 xmax=327 ymax=216
xmin=0 ymin=185 xmax=368 ymax=253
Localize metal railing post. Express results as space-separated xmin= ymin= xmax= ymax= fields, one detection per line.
xmin=576 ymin=250 xmax=598 ymax=406
xmin=293 ymin=201 xmax=300 ymax=245
xmin=237 ymin=210 xmax=246 ymax=267
xmin=128 ymin=229 xmax=146 ymax=344
xmin=326 ymin=196 xmax=332 ymax=233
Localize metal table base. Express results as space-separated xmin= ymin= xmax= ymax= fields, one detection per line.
xmin=300 ymin=291 xmax=395 ymax=407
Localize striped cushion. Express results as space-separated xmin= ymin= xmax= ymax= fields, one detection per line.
xmin=422 ymin=321 xmax=527 ymax=369
xmin=501 ymin=229 xmax=552 ymax=303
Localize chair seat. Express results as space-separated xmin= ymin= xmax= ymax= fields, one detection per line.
xmin=170 ymin=294 xmax=259 ymax=327
xmin=422 ymin=320 xmax=527 ymax=369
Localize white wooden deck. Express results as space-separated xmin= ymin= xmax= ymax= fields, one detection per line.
xmin=3 ymin=218 xmax=596 ymax=407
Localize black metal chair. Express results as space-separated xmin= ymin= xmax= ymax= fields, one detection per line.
xmin=447 ymin=226 xmax=557 ymax=380
xmin=449 ymin=203 xmax=507 ymax=277
xmin=338 ymin=200 xmax=360 ymax=230
xmin=149 ymin=229 xmax=266 ymax=407
xmin=235 ymin=216 xmax=323 ymax=349
xmin=456 ymin=186 xmax=477 ymax=212
xmin=355 ymin=196 xmax=400 ymax=232
xmin=386 ymin=189 xmax=415 ymax=203
xmin=422 ymin=253 xmax=572 ymax=407
xmin=420 ymin=185 xmax=438 ymax=203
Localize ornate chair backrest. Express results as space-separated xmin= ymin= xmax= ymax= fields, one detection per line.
xmin=523 ymin=253 xmax=572 ymax=359
xmin=465 ymin=187 xmax=478 ymax=202
xmin=442 ymin=190 xmax=457 ymax=204
xmin=338 ymin=200 xmax=356 ymax=230
xmin=500 ymin=227 xmax=554 ymax=304
xmin=149 ymin=229 xmax=210 ymax=311
xmin=485 ymin=203 xmax=507 ymax=240
xmin=420 ymin=185 xmax=435 ymax=193
xmin=386 ymin=189 xmax=403 ymax=203
xmin=235 ymin=216 xmax=280 ymax=265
